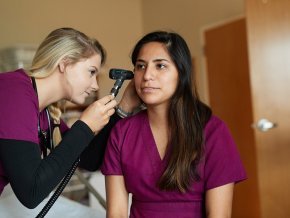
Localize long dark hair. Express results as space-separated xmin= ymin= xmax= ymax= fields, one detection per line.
xmin=131 ymin=31 xmax=212 ymax=192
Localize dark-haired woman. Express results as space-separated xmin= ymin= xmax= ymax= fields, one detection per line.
xmin=101 ymin=31 xmax=247 ymax=217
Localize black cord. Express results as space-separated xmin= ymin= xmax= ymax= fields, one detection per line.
xmin=35 ymin=159 xmax=80 ymax=218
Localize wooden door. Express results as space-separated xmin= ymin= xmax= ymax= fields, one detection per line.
xmin=204 ymin=18 xmax=261 ymax=218
xmin=246 ymin=0 xmax=290 ymax=217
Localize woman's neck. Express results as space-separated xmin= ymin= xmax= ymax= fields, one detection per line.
xmin=147 ymin=104 xmax=170 ymax=160
xmin=147 ymin=104 xmax=169 ymax=128
xmin=34 ymin=73 xmax=64 ymax=111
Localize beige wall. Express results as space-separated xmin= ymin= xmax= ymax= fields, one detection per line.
xmin=0 ymin=0 xmax=244 ymax=101
xmin=141 ymin=0 xmax=244 ymax=102
xmin=0 ymin=0 xmax=143 ymax=99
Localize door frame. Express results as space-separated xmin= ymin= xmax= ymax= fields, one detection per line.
xmin=199 ymin=14 xmax=245 ymax=104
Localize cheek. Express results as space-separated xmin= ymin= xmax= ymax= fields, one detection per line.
xmin=171 ymin=72 xmax=179 ymax=89
xmin=72 ymin=77 xmax=91 ymax=93
xmin=164 ymin=75 xmax=178 ymax=88
xmin=134 ymin=76 xmax=141 ymax=90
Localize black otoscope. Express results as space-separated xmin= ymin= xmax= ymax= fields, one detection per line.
xmin=36 ymin=68 xmax=134 ymax=218
xmin=109 ymin=68 xmax=134 ymax=97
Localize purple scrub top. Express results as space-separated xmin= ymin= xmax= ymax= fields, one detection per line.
xmin=101 ymin=110 xmax=247 ymax=217
xmin=0 ymin=69 xmax=68 ymax=194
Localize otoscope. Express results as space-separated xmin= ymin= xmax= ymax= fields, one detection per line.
xmin=109 ymin=68 xmax=134 ymax=97
xmin=35 ymin=68 xmax=134 ymax=218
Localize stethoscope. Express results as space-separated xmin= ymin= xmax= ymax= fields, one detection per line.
xmin=32 ymin=76 xmax=54 ymax=154
xmin=37 ymin=108 xmax=54 ymax=154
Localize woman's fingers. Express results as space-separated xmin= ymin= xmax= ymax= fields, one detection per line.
xmin=79 ymin=95 xmax=117 ymax=134
xmin=97 ymin=94 xmax=114 ymax=105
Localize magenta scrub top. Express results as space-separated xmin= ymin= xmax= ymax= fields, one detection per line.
xmin=101 ymin=110 xmax=247 ymax=218
xmin=0 ymin=69 xmax=69 ymax=194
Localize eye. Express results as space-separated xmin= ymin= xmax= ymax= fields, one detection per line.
xmin=135 ymin=63 xmax=146 ymax=71
xmin=89 ymin=69 xmax=97 ymax=77
xmin=156 ymin=63 xmax=166 ymax=69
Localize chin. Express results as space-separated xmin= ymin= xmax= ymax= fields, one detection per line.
xmin=141 ymin=97 xmax=158 ymax=104
xmin=142 ymin=100 xmax=158 ymax=106
xmin=71 ymin=98 xmax=86 ymax=105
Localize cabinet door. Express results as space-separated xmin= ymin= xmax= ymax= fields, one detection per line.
xmin=246 ymin=0 xmax=290 ymax=217
xmin=204 ymin=18 xmax=260 ymax=218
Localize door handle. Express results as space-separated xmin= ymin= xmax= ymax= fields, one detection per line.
xmin=252 ymin=118 xmax=278 ymax=132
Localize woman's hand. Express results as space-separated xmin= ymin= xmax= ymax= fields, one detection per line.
xmin=80 ymin=95 xmax=117 ymax=134
xmin=118 ymin=80 xmax=142 ymax=113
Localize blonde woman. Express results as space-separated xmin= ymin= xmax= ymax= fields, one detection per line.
xmin=0 ymin=27 xmax=139 ymax=208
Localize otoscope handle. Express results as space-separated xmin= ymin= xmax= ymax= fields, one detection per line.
xmin=110 ymin=79 xmax=125 ymax=97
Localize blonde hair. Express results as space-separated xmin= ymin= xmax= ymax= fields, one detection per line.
xmin=28 ymin=27 xmax=106 ymax=146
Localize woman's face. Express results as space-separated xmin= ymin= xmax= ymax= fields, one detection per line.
xmin=64 ymin=53 xmax=101 ymax=104
xmin=134 ymin=42 xmax=179 ymax=108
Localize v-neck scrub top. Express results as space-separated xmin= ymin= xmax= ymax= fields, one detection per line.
xmin=101 ymin=110 xmax=247 ymax=218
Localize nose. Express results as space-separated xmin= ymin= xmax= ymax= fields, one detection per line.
xmin=143 ymin=65 xmax=155 ymax=81
xmin=91 ymin=77 xmax=99 ymax=91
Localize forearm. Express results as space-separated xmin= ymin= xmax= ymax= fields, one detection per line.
xmin=206 ymin=211 xmax=232 ymax=218
xmin=0 ymin=120 xmax=93 ymax=208
xmin=107 ymin=212 xmax=128 ymax=218
xmin=79 ymin=113 xmax=122 ymax=171
xmin=79 ymin=83 xmax=141 ymax=171
xmin=205 ymin=183 xmax=234 ymax=218
xmin=105 ymin=176 xmax=129 ymax=218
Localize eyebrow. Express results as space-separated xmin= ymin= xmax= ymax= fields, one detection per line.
xmin=136 ymin=58 xmax=170 ymax=63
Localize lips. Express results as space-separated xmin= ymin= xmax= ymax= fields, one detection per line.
xmin=141 ymin=87 xmax=159 ymax=93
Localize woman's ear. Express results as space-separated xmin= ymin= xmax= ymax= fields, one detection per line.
xmin=58 ymin=59 xmax=66 ymax=73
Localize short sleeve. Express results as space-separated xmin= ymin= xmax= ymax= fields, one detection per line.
xmin=0 ymin=72 xmax=39 ymax=143
xmin=100 ymin=121 xmax=123 ymax=175
xmin=204 ymin=117 xmax=247 ymax=190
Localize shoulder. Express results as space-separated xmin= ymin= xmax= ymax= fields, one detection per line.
xmin=115 ymin=110 xmax=147 ymax=130
xmin=0 ymin=69 xmax=34 ymax=98
xmin=108 ymin=110 xmax=148 ymax=146
xmin=203 ymin=115 xmax=237 ymax=155
xmin=0 ymin=69 xmax=38 ymax=142
xmin=0 ymin=69 xmax=37 ymax=111
xmin=0 ymin=69 xmax=30 ymax=83
xmin=202 ymin=115 xmax=247 ymax=189
xmin=205 ymin=115 xmax=225 ymax=129
xmin=204 ymin=115 xmax=229 ymax=137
